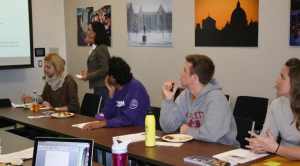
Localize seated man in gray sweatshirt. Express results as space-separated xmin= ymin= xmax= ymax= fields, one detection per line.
xmin=160 ymin=54 xmax=240 ymax=147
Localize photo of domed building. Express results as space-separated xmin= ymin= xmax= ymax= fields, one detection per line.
xmin=195 ymin=0 xmax=259 ymax=47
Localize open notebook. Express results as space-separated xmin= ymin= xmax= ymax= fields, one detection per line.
xmin=32 ymin=137 xmax=94 ymax=166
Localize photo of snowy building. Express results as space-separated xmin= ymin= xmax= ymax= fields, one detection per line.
xmin=127 ymin=0 xmax=173 ymax=47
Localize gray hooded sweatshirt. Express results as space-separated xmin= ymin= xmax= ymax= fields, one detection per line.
xmin=160 ymin=78 xmax=240 ymax=147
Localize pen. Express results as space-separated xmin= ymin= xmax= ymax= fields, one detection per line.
xmin=170 ymin=83 xmax=174 ymax=92
xmin=250 ymin=121 xmax=255 ymax=138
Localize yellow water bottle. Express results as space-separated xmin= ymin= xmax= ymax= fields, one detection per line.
xmin=145 ymin=108 xmax=156 ymax=147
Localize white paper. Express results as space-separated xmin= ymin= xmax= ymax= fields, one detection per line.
xmin=30 ymin=107 xmax=50 ymax=110
xmin=27 ymin=115 xmax=49 ymax=119
xmin=71 ymin=121 xmax=99 ymax=129
xmin=113 ymin=132 xmax=160 ymax=142
xmin=6 ymin=147 xmax=34 ymax=160
xmin=45 ymin=151 xmax=69 ymax=166
xmin=76 ymin=74 xmax=83 ymax=79
xmin=155 ymin=141 xmax=182 ymax=147
xmin=213 ymin=148 xmax=268 ymax=164
xmin=11 ymin=103 xmax=25 ymax=108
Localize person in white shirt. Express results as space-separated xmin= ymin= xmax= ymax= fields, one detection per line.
xmin=246 ymin=58 xmax=300 ymax=160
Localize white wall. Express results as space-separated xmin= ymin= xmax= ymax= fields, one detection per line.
xmin=0 ymin=0 xmax=66 ymax=103
xmin=64 ymin=0 xmax=299 ymax=109
xmin=1 ymin=0 xmax=298 ymax=109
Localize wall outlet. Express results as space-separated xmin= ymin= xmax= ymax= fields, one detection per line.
xmin=49 ymin=47 xmax=59 ymax=54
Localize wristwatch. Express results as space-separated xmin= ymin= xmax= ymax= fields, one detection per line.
xmin=54 ymin=107 xmax=59 ymax=111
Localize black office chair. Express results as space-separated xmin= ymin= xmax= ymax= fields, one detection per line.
xmin=0 ymin=98 xmax=28 ymax=137
xmin=233 ymin=96 xmax=269 ymax=134
xmin=151 ymin=106 xmax=163 ymax=131
xmin=80 ymin=93 xmax=105 ymax=164
xmin=0 ymin=98 xmax=16 ymax=128
xmin=225 ymin=94 xmax=230 ymax=103
xmin=234 ymin=115 xmax=255 ymax=148
xmin=174 ymin=87 xmax=184 ymax=101
xmin=81 ymin=93 xmax=102 ymax=117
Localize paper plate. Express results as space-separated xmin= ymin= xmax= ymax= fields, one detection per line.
xmin=0 ymin=155 xmax=23 ymax=165
xmin=51 ymin=112 xmax=74 ymax=118
xmin=162 ymin=134 xmax=193 ymax=143
xmin=23 ymin=103 xmax=43 ymax=109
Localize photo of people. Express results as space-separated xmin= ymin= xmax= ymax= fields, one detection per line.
xmin=195 ymin=0 xmax=259 ymax=47
xmin=77 ymin=5 xmax=111 ymax=46
xmin=290 ymin=0 xmax=300 ymax=46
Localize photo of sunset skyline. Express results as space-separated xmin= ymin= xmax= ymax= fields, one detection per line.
xmin=195 ymin=0 xmax=259 ymax=47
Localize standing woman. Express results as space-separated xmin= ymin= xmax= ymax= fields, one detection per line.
xmin=246 ymin=58 xmax=300 ymax=160
xmin=81 ymin=21 xmax=110 ymax=111
xmin=21 ymin=53 xmax=80 ymax=112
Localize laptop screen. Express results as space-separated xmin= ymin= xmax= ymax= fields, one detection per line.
xmin=32 ymin=137 xmax=94 ymax=166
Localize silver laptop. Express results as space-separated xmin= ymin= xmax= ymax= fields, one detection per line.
xmin=32 ymin=137 xmax=94 ymax=166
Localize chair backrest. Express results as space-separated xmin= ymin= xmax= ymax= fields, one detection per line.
xmin=80 ymin=93 xmax=102 ymax=117
xmin=0 ymin=98 xmax=12 ymax=107
xmin=0 ymin=98 xmax=15 ymax=128
xmin=234 ymin=115 xmax=255 ymax=148
xmin=225 ymin=94 xmax=230 ymax=103
xmin=233 ymin=96 xmax=269 ymax=134
xmin=151 ymin=106 xmax=163 ymax=131
xmin=174 ymin=87 xmax=184 ymax=101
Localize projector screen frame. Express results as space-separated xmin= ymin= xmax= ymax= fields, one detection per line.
xmin=0 ymin=0 xmax=34 ymax=70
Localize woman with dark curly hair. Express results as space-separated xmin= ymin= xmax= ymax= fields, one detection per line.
xmin=246 ymin=58 xmax=300 ymax=160
xmin=81 ymin=21 xmax=110 ymax=111
xmin=83 ymin=56 xmax=150 ymax=130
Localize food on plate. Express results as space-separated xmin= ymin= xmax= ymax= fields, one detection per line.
xmin=58 ymin=112 xmax=72 ymax=116
xmin=25 ymin=104 xmax=43 ymax=108
xmin=165 ymin=136 xmax=174 ymax=140
xmin=164 ymin=135 xmax=192 ymax=141
xmin=0 ymin=162 xmax=18 ymax=166
xmin=25 ymin=104 xmax=33 ymax=107
xmin=178 ymin=136 xmax=191 ymax=140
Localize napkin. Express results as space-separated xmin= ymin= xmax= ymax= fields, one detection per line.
xmin=11 ymin=103 xmax=25 ymax=108
xmin=5 ymin=147 xmax=34 ymax=160
xmin=27 ymin=115 xmax=49 ymax=119
xmin=71 ymin=121 xmax=99 ymax=129
xmin=213 ymin=148 xmax=268 ymax=164
xmin=155 ymin=141 xmax=183 ymax=147
xmin=113 ymin=132 xmax=160 ymax=142
xmin=76 ymin=74 xmax=83 ymax=78
xmin=30 ymin=107 xmax=50 ymax=110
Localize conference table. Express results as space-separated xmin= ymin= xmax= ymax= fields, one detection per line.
xmin=0 ymin=129 xmax=103 ymax=166
xmin=0 ymin=106 xmax=278 ymax=166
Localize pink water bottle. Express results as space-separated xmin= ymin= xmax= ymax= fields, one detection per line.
xmin=112 ymin=138 xmax=131 ymax=166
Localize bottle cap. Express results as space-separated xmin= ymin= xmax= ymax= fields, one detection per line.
xmin=112 ymin=138 xmax=131 ymax=154
xmin=146 ymin=108 xmax=154 ymax=115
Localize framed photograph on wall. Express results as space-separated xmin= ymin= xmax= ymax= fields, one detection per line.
xmin=127 ymin=0 xmax=173 ymax=47
xmin=195 ymin=0 xmax=259 ymax=47
xmin=290 ymin=0 xmax=300 ymax=46
xmin=77 ymin=5 xmax=111 ymax=46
